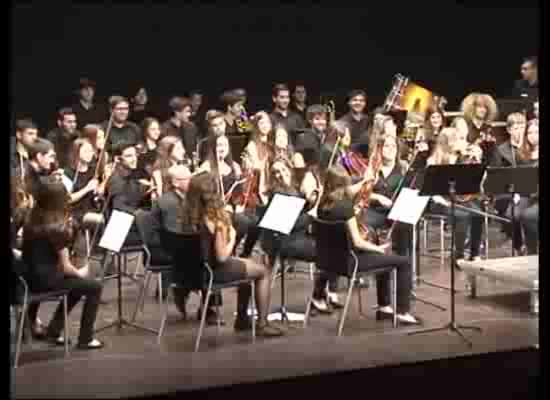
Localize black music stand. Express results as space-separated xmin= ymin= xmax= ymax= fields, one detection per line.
xmin=484 ymin=166 xmax=538 ymax=257
xmin=408 ymin=164 xmax=486 ymax=347
xmin=259 ymin=193 xmax=307 ymax=324
xmin=94 ymin=210 xmax=157 ymax=336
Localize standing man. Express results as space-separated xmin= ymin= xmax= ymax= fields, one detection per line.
xmin=11 ymin=119 xmax=39 ymax=179
xmin=290 ymin=84 xmax=308 ymax=121
xmin=339 ymin=89 xmax=369 ymax=145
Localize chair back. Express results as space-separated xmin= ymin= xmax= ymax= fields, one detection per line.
xmin=160 ymin=230 xmax=205 ymax=290
xmin=135 ymin=210 xmax=158 ymax=248
xmin=313 ymin=218 xmax=353 ymax=277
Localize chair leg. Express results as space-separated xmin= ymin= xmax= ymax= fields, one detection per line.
xmin=131 ymin=270 xmax=152 ymax=322
xmin=391 ymin=269 xmax=398 ymax=328
xmin=303 ymin=296 xmax=312 ymax=327
xmin=157 ymin=285 xmax=171 ymax=345
xmin=440 ymin=219 xmax=445 ymax=267
xmin=158 ymin=273 xmax=164 ymax=308
xmin=250 ymin=282 xmax=256 ymax=343
xmin=357 ymin=282 xmax=363 ymax=316
xmin=14 ymin=300 xmax=28 ymax=369
xmin=195 ymin=290 xmax=212 ymax=352
xmin=309 ymin=263 xmax=314 ymax=281
xmin=484 ymin=216 xmax=490 ymax=260
xmin=423 ymin=219 xmax=428 ymax=251
xmin=63 ymin=295 xmax=69 ymax=357
xmin=337 ymin=277 xmax=355 ymax=337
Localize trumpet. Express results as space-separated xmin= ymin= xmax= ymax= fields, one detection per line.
xmin=236 ymin=105 xmax=253 ymax=133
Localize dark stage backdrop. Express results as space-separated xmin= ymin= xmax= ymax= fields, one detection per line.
xmin=11 ymin=4 xmax=539 ymax=132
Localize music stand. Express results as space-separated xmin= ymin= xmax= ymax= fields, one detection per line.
xmin=408 ymin=164 xmax=485 ymax=347
xmin=94 ymin=210 xmax=157 ymax=335
xmin=258 ymin=193 xmax=306 ymax=324
xmin=484 ymin=166 xmax=538 ymax=257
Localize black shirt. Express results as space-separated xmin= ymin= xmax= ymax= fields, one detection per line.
xmin=319 ymin=198 xmax=355 ymax=222
xmin=22 ymin=224 xmax=70 ymax=291
xmin=512 ymin=79 xmax=539 ymax=100
xmin=108 ymin=171 xmax=147 ymax=214
xmin=72 ymin=101 xmax=108 ymax=129
xmin=24 ymin=163 xmax=48 ymax=199
xmin=294 ymin=128 xmax=323 ymax=155
xmin=46 ymin=128 xmax=79 ymax=169
xmin=270 ymin=110 xmax=306 ymax=145
xmin=102 ymin=120 xmax=140 ymax=151
xmin=339 ymin=112 xmax=369 ymax=144
xmin=373 ymin=164 xmax=404 ymax=201
xmin=150 ymin=191 xmax=193 ymax=235
xmin=290 ymin=103 xmax=307 ymax=121
xmin=490 ymin=141 xmax=521 ymax=168
xmin=64 ymin=165 xmax=96 ymax=218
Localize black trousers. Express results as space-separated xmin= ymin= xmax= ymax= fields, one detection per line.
xmin=430 ymin=202 xmax=483 ymax=259
xmin=355 ymin=251 xmax=412 ymax=314
xmin=27 ymin=277 xmax=103 ymax=345
xmin=507 ymin=199 xmax=538 ymax=254
xmin=361 ymin=208 xmax=413 ymax=257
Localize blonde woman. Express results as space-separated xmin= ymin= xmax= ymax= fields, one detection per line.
xmin=460 ymin=93 xmax=498 ymax=143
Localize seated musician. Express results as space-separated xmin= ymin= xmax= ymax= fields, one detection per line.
xmin=314 ymin=164 xmax=421 ymax=325
xmin=488 ymin=113 xmax=527 ymax=252
xmin=25 ymin=138 xmax=64 ymax=198
xmin=266 ymin=157 xmax=316 ymax=270
xmin=136 ymin=117 xmax=161 ymax=178
xmin=107 ymin=142 xmax=150 ymax=245
xmin=360 ymin=135 xmax=413 ymax=258
xmin=294 ymin=104 xmax=328 ymax=157
xmin=459 ymin=93 xmax=498 ymax=164
xmin=11 ymin=118 xmax=38 ymax=180
xmin=319 ymin=120 xmax=352 ymax=170
xmin=151 ymin=136 xmax=190 ymax=201
xmin=427 ymin=127 xmax=484 ymax=263
xmin=507 ymin=119 xmax=539 ymax=255
xmin=22 ymin=178 xmax=104 ymax=349
xmin=187 ymin=172 xmax=284 ymax=337
xmin=199 ymin=110 xmax=227 ymax=160
xmin=81 ymin=124 xmax=112 ymax=200
xmin=150 ymin=164 xmax=223 ymax=324
xmin=200 ymin=134 xmax=259 ymax=261
xmin=63 ymin=138 xmax=101 ymax=269
xmin=273 ymin=124 xmax=301 ymax=167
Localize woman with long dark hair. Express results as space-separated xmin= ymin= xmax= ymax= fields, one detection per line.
xmin=187 ymin=172 xmax=284 ymax=337
xmin=22 ymin=178 xmax=104 ymax=349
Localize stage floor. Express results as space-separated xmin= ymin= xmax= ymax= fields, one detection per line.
xmin=12 ymin=222 xmax=539 ymax=398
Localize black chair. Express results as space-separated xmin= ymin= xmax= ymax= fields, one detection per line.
xmin=131 ymin=210 xmax=174 ymax=327
xmin=159 ymin=230 xmax=256 ymax=351
xmin=11 ymin=253 xmax=70 ymax=369
xmin=305 ymin=218 xmax=398 ymax=336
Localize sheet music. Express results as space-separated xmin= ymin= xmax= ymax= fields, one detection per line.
xmin=98 ymin=210 xmax=135 ymax=253
xmin=387 ymin=188 xmax=430 ymax=225
xmin=258 ymin=193 xmax=306 ymax=235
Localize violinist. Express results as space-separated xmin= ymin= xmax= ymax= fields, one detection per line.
xmin=136 ymin=117 xmax=161 ymax=178
xmin=298 ymin=149 xmax=343 ymax=312
xmin=319 ymin=120 xmax=352 ymax=170
xmin=459 ymin=93 xmax=498 ymax=163
xmin=22 ymin=178 xmax=105 ymax=350
xmin=243 ymin=111 xmax=272 ymax=206
xmin=273 ymin=124 xmax=300 ymax=167
xmin=362 ymin=135 xmax=413 ymax=258
xmin=151 ymin=136 xmax=189 ymax=201
xmin=200 ymin=134 xmax=258 ymax=259
xmin=80 ymin=124 xmax=112 ymax=205
xmin=315 ymin=164 xmax=421 ymax=325
xmin=427 ymin=128 xmax=484 ymax=263
xmin=422 ymin=106 xmax=446 ymax=142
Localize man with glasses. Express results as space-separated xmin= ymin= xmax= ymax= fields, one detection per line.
xmin=102 ymin=96 xmax=141 ymax=151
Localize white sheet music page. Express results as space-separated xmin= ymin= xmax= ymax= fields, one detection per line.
xmin=258 ymin=193 xmax=306 ymax=235
xmin=387 ymin=188 xmax=430 ymax=225
xmin=98 ymin=210 xmax=135 ymax=253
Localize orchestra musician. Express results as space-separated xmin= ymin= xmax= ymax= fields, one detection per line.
xmin=136 ymin=117 xmax=161 ymax=178
xmin=22 ymin=177 xmax=105 ymax=350
xmin=186 ymin=172 xmax=284 ymax=337
xmin=293 ymin=104 xmax=328 ymax=158
xmin=427 ymin=127 xmax=484 ymax=263
xmin=151 ymin=136 xmax=189 ymax=201
xmin=11 ymin=119 xmax=38 ymax=180
xmin=314 ymin=164 xmax=421 ymax=325
xmin=24 ymin=138 xmax=64 ymax=198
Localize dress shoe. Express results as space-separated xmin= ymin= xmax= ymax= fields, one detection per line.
xmin=327 ymin=292 xmax=344 ymax=309
xmin=311 ymin=298 xmax=332 ymax=314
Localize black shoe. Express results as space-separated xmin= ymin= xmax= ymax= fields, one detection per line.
xmin=376 ymin=309 xmax=394 ymax=321
xmin=234 ymin=316 xmax=253 ymax=332
xmin=197 ymin=308 xmax=226 ymax=326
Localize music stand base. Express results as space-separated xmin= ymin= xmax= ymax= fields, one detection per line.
xmin=418 ymin=278 xmax=463 ymax=293
xmin=410 ymin=291 xmax=446 ymax=311
xmin=408 ymin=322 xmax=482 ymax=347
xmin=95 ymin=318 xmax=158 ymax=335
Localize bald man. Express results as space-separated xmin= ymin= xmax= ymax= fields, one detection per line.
xmin=151 ymin=164 xmax=224 ymax=324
